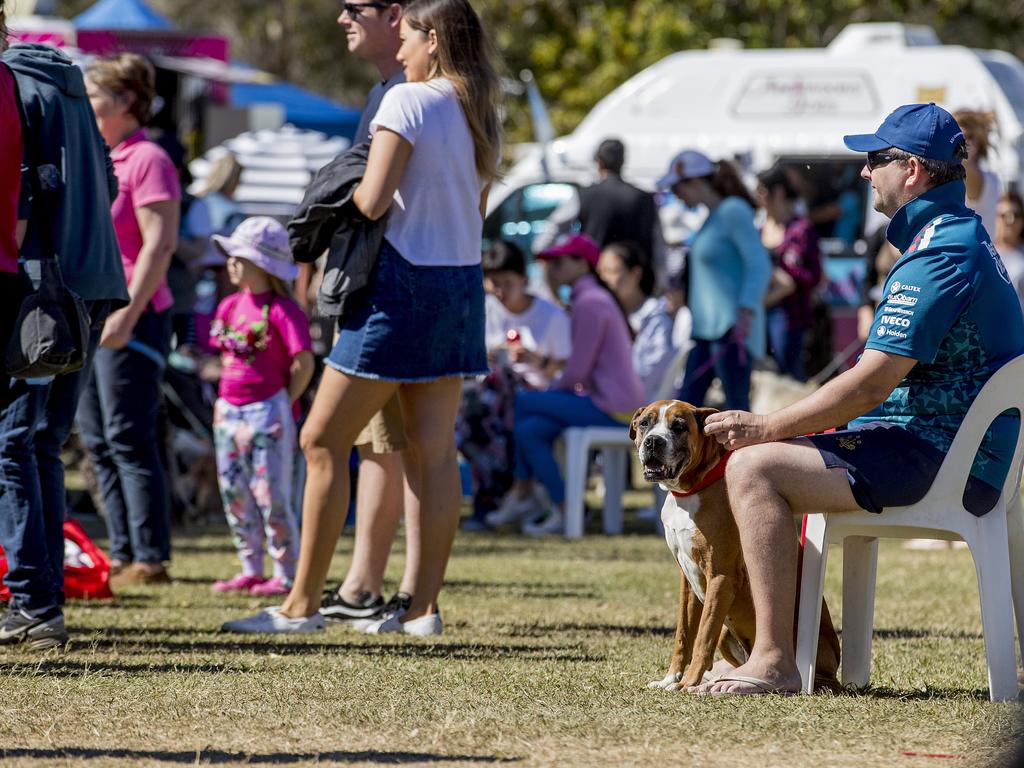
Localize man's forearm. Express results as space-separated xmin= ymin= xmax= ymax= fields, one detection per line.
xmin=764 ymin=368 xmax=891 ymax=441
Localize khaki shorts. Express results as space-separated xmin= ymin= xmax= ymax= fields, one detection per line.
xmin=355 ymin=393 xmax=407 ymax=453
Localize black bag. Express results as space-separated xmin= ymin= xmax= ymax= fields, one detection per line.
xmin=4 ymin=258 xmax=90 ymax=378
xmin=3 ymin=72 xmax=91 ymax=379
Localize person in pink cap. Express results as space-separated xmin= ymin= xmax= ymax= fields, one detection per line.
xmin=208 ymin=217 xmax=315 ymax=597
xmin=494 ymin=233 xmax=646 ymax=536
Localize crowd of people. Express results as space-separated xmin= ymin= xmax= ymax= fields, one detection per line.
xmin=1 ymin=0 xmax=1023 ymax=686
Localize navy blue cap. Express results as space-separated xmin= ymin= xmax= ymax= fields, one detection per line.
xmin=843 ymin=103 xmax=965 ymax=161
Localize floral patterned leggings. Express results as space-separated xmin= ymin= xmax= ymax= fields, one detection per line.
xmin=213 ymin=390 xmax=299 ymax=582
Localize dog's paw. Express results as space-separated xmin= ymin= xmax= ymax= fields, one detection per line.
xmin=648 ymin=671 xmax=683 ymax=690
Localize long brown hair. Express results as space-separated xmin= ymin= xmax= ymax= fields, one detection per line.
xmin=708 ymin=160 xmax=756 ymax=207
xmin=403 ymin=0 xmax=502 ymax=182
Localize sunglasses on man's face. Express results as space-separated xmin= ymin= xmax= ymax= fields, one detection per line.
xmin=866 ymin=149 xmax=901 ymax=172
xmin=342 ymin=1 xmax=389 ymax=18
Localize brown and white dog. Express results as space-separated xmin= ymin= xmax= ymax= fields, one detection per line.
xmin=630 ymin=400 xmax=841 ymax=692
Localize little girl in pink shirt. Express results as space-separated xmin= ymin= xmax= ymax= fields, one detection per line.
xmin=209 ymin=217 xmax=314 ymax=596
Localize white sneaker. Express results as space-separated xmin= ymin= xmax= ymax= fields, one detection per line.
xmin=522 ymin=509 xmax=565 ymax=537
xmin=401 ymin=612 xmax=443 ymax=636
xmin=485 ymin=491 xmax=541 ymax=527
xmin=363 ymin=609 xmax=406 ymax=634
xmin=221 ymin=606 xmax=326 ymax=634
xmin=363 ymin=609 xmax=443 ymax=636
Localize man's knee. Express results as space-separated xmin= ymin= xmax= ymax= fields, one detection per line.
xmin=724 ymin=443 xmax=778 ymax=489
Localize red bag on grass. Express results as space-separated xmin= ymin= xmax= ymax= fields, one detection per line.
xmin=0 ymin=519 xmax=113 ymax=602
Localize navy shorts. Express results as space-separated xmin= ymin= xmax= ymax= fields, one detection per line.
xmin=805 ymin=421 xmax=1001 ymax=517
xmin=326 ymin=241 xmax=488 ymax=383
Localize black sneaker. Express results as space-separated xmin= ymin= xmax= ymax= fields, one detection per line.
xmin=383 ymin=591 xmax=413 ymax=614
xmin=320 ymin=589 xmax=385 ymax=622
xmin=350 ymin=591 xmax=414 ymax=631
xmin=0 ymin=605 xmax=68 ymax=650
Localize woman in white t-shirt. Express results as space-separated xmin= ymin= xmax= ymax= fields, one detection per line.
xmin=226 ymin=0 xmax=502 ymax=637
xmin=458 ymin=240 xmax=570 ymax=530
xmin=954 ymin=109 xmax=1001 ymax=236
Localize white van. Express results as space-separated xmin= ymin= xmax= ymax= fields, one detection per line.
xmin=484 ymin=22 xmax=1024 ymax=253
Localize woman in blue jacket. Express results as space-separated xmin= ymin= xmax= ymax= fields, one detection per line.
xmin=658 ymin=150 xmax=771 ymax=411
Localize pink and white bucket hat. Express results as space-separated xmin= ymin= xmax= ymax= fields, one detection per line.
xmin=212 ymin=216 xmax=298 ymax=281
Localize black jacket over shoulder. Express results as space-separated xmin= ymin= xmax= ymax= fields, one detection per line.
xmin=288 ymin=143 xmax=387 ymax=319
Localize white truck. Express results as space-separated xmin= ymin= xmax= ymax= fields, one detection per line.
xmin=484 ymin=22 xmax=1024 ymax=254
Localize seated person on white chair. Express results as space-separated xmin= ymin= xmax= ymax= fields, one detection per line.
xmin=691 ymin=103 xmax=1024 ymax=696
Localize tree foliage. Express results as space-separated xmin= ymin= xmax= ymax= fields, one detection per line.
xmin=55 ymin=0 xmax=1024 ymax=144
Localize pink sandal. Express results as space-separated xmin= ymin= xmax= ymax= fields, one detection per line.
xmin=212 ymin=574 xmax=266 ymax=593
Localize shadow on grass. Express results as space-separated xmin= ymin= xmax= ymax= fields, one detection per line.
xmin=845 ymin=685 xmax=992 ymax=701
xmin=0 ymin=747 xmax=520 ymax=764
xmin=444 ymin=580 xmax=599 ymax=600
xmin=0 ymin=659 xmax=244 ymax=675
xmin=871 ymin=627 xmax=984 ymax=641
xmin=45 ymin=635 xmax=607 ymax=664
xmin=503 ymin=622 xmax=673 ymax=638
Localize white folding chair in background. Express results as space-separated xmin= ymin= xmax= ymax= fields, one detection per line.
xmin=795 ymin=354 xmax=1024 ymax=702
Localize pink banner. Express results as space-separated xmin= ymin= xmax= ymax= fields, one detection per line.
xmin=76 ymin=30 xmax=229 ymax=61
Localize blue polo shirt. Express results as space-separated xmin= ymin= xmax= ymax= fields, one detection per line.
xmin=851 ymin=180 xmax=1024 ymax=491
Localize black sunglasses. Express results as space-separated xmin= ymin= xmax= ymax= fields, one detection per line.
xmin=342 ymin=2 xmax=389 ymax=17
xmin=866 ymin=149 xmax=902 ymax=172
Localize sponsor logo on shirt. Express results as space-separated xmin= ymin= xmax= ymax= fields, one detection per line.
xmin=887 ymin=293 xmax=919 ymax=307
xmin=984 ymin=241 xmax=1012 ymax=285
xmin=882 ymin=306 xmax=915 ymax=317
xmin=880 ymin=327 xmax=908 ymax=339
xmin=880 ymin=315 xmax=911 ymax=328
xmin=889 ymin=281 xmax=922 ymax=294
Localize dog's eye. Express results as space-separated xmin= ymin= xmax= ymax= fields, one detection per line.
xmin=670 ymin=420 xmax=687 ymax=433
xmin=639 ymin=419 xmax=651 ymax=431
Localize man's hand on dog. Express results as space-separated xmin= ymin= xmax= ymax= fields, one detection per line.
xmin=703 ymin=410 xmax=771 ymax=450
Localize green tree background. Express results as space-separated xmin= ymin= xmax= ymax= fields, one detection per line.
xmin=52 ymin=0 xmax=1024 ymax=143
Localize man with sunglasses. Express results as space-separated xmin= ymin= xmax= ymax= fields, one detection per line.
xmin=683 ymin=103 xmax=1024 ymax=696
xmin=317 ymin=0 xmax=418 ymax=627
xmin=340 ymin=1 xmax=406 ymax=145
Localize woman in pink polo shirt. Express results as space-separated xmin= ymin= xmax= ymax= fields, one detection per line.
xmin=497 ymin=234 xmax=646 ymax=537
xmin=78 ymin=54 xmax=180 ymax=586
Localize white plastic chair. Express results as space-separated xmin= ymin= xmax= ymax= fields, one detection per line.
xmin=795 ymin=354 xmax=1024 ymax=701
xmin=562 ymin=426 xmax=634 ymax=539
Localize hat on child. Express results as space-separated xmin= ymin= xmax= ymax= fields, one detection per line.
xmin=536 ymin=233 xmax=601 ymax=267
xmin=212 ymin=216 xmax=298 ymax=281
xmin=657 ymin=149 xmax=716 ymax=189
xmin=843 ymin=103 xmax=965 ymax=162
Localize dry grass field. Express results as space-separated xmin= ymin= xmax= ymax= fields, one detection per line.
xmin=0 ymin=511 xmax=1021 ymax=768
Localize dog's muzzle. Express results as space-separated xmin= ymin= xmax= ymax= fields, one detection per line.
xmin=639 ymin=433 xmax=685 ymax=482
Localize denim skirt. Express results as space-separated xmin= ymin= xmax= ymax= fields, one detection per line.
xmin=326 ymin=241 xmax=487 ymax=382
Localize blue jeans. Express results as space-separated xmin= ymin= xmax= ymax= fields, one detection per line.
xmin=677 ymin=330 xmax=752 ymax=411
xmin=0 ymin=299 xmax=109 ymax=613
xmin=76 ymin=310 xmax=172 ymax=564
xmin=767 ymin=307 xmax=806 ymax=382
xmin=513 ymin=391 xmax=622 ymax=505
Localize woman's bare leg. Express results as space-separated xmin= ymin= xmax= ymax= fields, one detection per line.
xmin=397 ymin=376 xmax=463 ymax=620
xmin=280 ymin=368 xmax=397 ymax=618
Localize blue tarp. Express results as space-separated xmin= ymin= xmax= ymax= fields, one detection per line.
xmin=73 ymin=0 xmax=174 ymax=30
xmin=231 ymin=81 xmax=361 ymax=140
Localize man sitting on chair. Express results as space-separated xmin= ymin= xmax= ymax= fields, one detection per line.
xmin=691 ymin=103 xmax=1024 ymax=695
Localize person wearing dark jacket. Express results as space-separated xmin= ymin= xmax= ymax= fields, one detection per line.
xmin=578 ymin=139 xmax=659 ymax=262
xmin=0 ymin=31 xmax=127 ymax=650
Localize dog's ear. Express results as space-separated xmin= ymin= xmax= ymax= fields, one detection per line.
xmin=693 ymin=407 xmax=719 ymax=435
xmin=629 ymin=407 xmax=647 ymax=440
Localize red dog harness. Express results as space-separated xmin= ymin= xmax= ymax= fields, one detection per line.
xmin=670 ymin=451 xmax=732 ymax=499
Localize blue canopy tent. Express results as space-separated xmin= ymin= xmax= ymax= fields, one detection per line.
xmin=73 ymin=0 xmax=174 ymax=30
xmin=231 ymin=81 xmax=361 ymax=141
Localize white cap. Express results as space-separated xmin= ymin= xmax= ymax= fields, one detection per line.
xmin=657 ymin=150 xmax=715 ymax=189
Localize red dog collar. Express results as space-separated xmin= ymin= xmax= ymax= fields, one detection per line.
xmin=670 ymin=452 xmax=732 ymax=498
